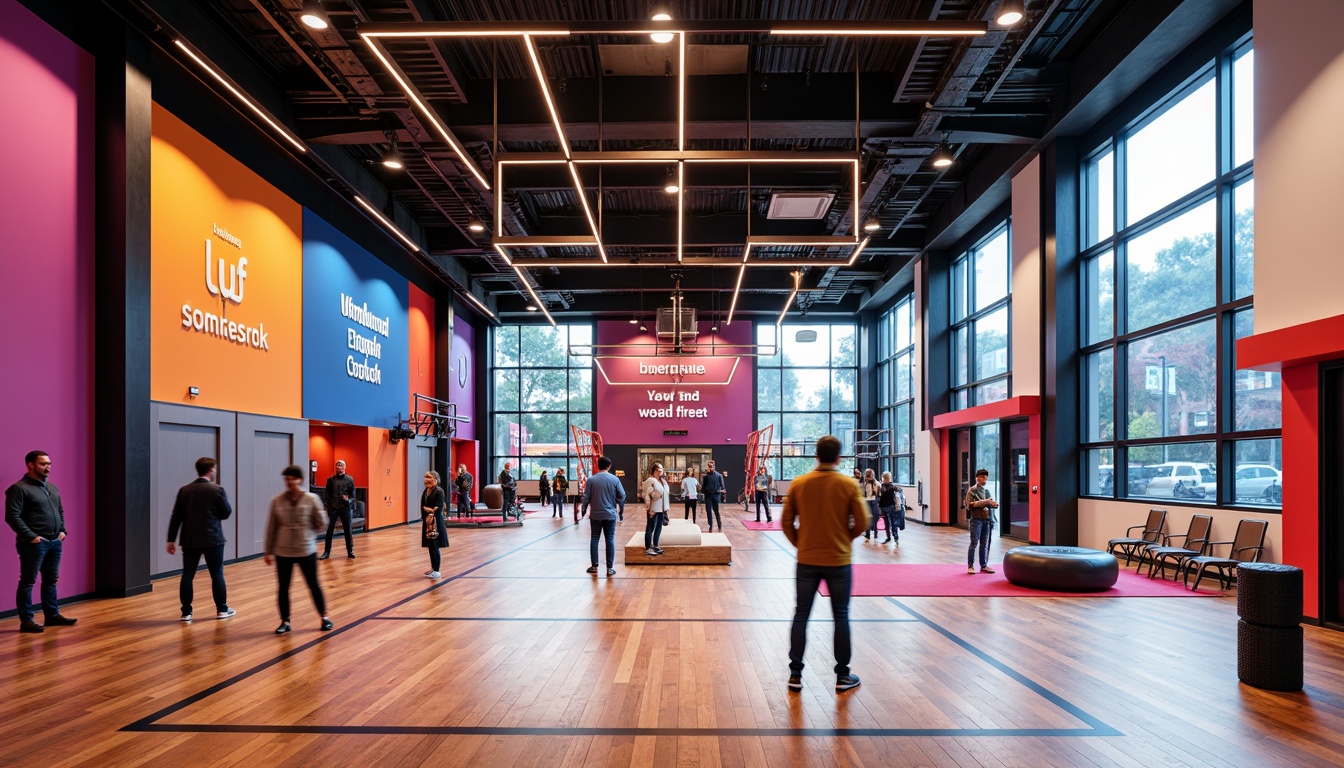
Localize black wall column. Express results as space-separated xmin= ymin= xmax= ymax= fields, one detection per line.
xmin=92 ymin=19 xmax=153 ymax=597
xmin=1041 ymin=139 xmax=1080 ymax=546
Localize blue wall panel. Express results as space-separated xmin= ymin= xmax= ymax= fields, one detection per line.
xmin=302 ymin=209 xmax=409 ymax=427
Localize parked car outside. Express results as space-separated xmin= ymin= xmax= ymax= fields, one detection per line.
xmin=1098 ymin=464 xmax=1154 ymax=496
xmin=1234 ymin=464 xmax=1282 ymax=503
xmin=1142 ymin=461 xmax=1215 ymax=499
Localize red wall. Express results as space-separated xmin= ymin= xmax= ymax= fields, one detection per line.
xmin=408 ymin=283 xmax=435 ymax=416
xmin=309 ymin=427 xmax=336 ymax=483
xmin=1282 ymin=363 xmax=1320 ymax=620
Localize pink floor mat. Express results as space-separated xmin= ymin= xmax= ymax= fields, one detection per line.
xmin=817 ymin=563 xmax=1219 ymax=597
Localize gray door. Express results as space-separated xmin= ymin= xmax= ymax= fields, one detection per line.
xmin=408 ymin=441 xmax=435 ymax=523
xmin=151 ymin=423 xmax=219 ymax=577
xmin=238 ymin=431 xmax=295 ymax=558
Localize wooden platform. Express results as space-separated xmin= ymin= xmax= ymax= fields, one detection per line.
xmin=5 ymin=508 xmax=1344 ymax=767
xmin=623 ymin=531 xmax=732 ymax=565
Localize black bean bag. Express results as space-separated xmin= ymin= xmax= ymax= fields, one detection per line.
xmin=1003 ymin=546 xmax=1119 ymax=592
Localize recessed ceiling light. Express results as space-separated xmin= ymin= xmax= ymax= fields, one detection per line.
xmin=300 ymin=0 xmax=328 ymax=30
xmin=651 ymin=13 xmax=674 ymax=44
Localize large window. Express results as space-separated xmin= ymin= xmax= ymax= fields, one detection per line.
xmin=877 ymin=295 xmax=915 ymax=484
xmin=490 ymin=324 xmax=594 ymax=483
xmin=1080 ymin=41 xmax=1280 ymax=508
xmin=951 ymin=223 xmax=1011 ymax=410
xmin=756 ymin=323 xmax=858 ymax=479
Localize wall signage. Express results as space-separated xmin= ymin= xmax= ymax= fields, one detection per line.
xmin=179 ymin=227 xmax=270 ymax=350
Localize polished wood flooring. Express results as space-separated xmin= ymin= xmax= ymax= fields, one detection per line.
xmin=5 ymin=504 xmax=1344 ymax=767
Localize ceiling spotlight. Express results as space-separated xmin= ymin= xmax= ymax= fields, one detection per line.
xmin=639 ymin=322 xmax=648 ymax=332
xmin=863 ymin=215 xmax=881 ymax=232
xmin=628 ymin=315 xmax=638 ymax=325
xmin=650 ymin=12 xmax=674 ymax=44
xmin=300 ymin=0 xmax=329 ymax=30
xmin=663 ymin=171 xmax=680 ymax=195
xmin=711 ymin=322 xmax=719 ymax=332
xmin=996 ymin=0 xmax=1025 ymax=26
xmin=380 ymin=145 xmax=403 ymax=170
xmin=931 ymin=141 xmax=955 ymax=169
xmin=468 ymin=216 xmax=486 ymax=233
xmin=525 ymin=303 xmax=538 ymax=312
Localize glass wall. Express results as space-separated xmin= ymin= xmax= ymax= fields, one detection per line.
xmin=490 ymin=324 xmax=594 ymax=482
xmin=1079 ymin=41 xmax=1280 ymax=508
xmin=757 ymin=322 xmax=859 ymax=479
xmin=877 ymin=295 xmax=915 ymax=484
xmin=950 ymin=223 xmax=1011 ymax=410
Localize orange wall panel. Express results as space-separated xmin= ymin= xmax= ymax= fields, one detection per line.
xmin=367 ymin=429 xmax=407 ymax=528
xmin=150 ymin=103 xmax=303 ymax=416
xmin=408 ymin=282 xmax=435 ymax=415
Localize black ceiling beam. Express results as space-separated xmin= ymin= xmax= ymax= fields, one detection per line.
xmin=484 ymin=267 xmax=883 ymax=295
xmin=491 ymin=290 xmax=867 ymax=318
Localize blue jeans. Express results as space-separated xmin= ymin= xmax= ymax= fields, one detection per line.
xmin=181 ymin=543 xmax=228 ymax=614
xmin=590 ymin=518 xmax=616 ymax=568
xmin=16 ymin=537 xmax=62 ymax=622
xmin=880 ymin=505 xmax=900 ymax=540
xmin=866 ymin=500 xmax=880 ymax=536
xmin=968 ymin=517 xmax=994 ymax=568
xmin=644 ymin=513 xmax=664 ymax=549
xmin=789 ymin=563 xmax=853 ymax=676
xmin=553 ymin=494 xmax=565 ymax=515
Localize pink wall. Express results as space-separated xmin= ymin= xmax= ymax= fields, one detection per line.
xmin=595 ymin=321 xmax=754 ymax=445
xmin=0 ymin=0 xmax=97 ymax=601
xmin=450 ymin=307 xmax=476 ymax=441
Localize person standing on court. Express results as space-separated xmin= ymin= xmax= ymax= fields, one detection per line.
xmin=551 ymin=469 xmax=568 ymax=518
xmin=878 ymin=471 xmax=905 ymax=545
xmin=498 ymin=461 xmax=517 ymax=516
xmin=319 ymin=460 xmax=356 ymax=560
xmin=861 ymin=468 xmax=882 ymax=540
xmin=420 ymin=470 xmax=448 ymax=579
xmin=538 ymin=470 xmax=550 ymax=513
xmin=166 ymin=457 xmax=235 ymax=622
xmin=6 ymin=451 xmax=77 ymax=634
xmin=965 ymin=468 xmax=999 ymax=574
xmin=454 ymin=464 xmax=473 ymax=518
xmin=642 ymin=462 xmax=670 ymax=557
xmin=781 ymin=435 xmax=868 ymax=693
xmin=701 ymin=460 xmax=725 ymax=532
xmin=582 ymin=456 xmax=626 ymax=576
xmin=265 ymin=465 xmax=333 ymax=634
xmin=754 ymin=465 xmax=774 ymax=523
xmin=681 ymin=466 xmax=699 ymax=524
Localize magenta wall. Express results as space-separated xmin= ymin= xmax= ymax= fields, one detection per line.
xmin=0 ymin=0 xmax=97 ymax=602
xmin=451 ymin=308 xmax=476 ymax=441
xmin=595 ymin=321 xmax=754 ymax=445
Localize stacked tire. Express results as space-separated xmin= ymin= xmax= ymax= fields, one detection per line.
xmin=1236 ymin=562 xmax=1303 ymax=692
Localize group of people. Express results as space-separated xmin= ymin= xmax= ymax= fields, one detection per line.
xmin=855 ymin=467 xmax=912 ymax=545
xmin=537 ymin=469 xmax=569 ymax=518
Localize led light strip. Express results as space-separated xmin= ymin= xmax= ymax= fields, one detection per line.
xmin=360 ymin=35 xmax=490 ymax=189
xmin=353 ymin=195 xmax=420 ymax=252
xmin=777 ymin=271 xmax=802 ymax=326
xmin=492 ymin=242 xmax=514 ymax=267
xmin=513 ymin=265 xmax=557 ymax=326
xmin=566 ymin=162 xmax=609 ymax=262
xmin=678 ymin=32 xmax=687 ymax=152
xmin=845 ymin=237 xmax=871 ymax=266
xmin=676 ymin=160 xmax=685 ymax=263
xmin=524 ymin=34 xmax=571 ymax=160
xmin=459 ymin=289 xmax=497 ymax=320
xmin=174 ymin=40 xmax=306 ymax=153
xmin=725 ymin=262 xmax=748 ymax=326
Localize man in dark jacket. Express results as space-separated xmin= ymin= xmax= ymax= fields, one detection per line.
xmin=320 ymin=460 xmax=357 ymax=560
xmin=6 ymin=450 xmax=76 ymax=633
xmin=166 ymin=457 xmax=235 ymax=622
xmin=454 ymin=464 xmax=473 ymax=518
xmin=498 ymin=462 xmax=517 ymax=516
xmin=701 ymin=460 xmax=725 ymax=533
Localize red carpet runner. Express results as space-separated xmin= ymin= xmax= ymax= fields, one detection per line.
xmin=818 ymin=563 xmax=1217 ymax=598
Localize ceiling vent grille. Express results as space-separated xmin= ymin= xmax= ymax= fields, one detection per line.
xmin=767 ymin=192 xmax=836 ymax=220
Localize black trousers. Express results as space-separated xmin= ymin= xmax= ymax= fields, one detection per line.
xmin=427 ymin=540 xmax=441 ymax=572
xmin=683 ymin=498 xmax=697 ymax=522
xmin=275 ymin=554 xmax=326 ymax=621
xmin=755 ymin=490 xmax=772 ymax=521
xmin=323 ymin=506 xmax=353 ymax=554
xmin=703 ymin=494 xmax=721 ymax=529
xmin=180 ymin=543 xmax=228 ymax=614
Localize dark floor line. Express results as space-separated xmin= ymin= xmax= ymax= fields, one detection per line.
xmin=449 ymin=575 xmax=793 ymax=580
xmin=123 ymin=723 xmax=1108 ymax=738
xmin=887 ymin=598 xmax=1122 ymax=737
xmin=122 ymin=525 xmax=574 ymax=731
xmin=372 ymin=616 xmax=921 ymax=623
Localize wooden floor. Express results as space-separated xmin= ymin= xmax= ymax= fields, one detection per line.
xmin=5 ymin=505 xmax=1344 ymax=767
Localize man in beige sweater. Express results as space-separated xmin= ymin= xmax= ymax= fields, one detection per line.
xmin=264 ymin=465 xmax=333 ymax=635
xmin=781 ymin=435 xmax=870 ymax=694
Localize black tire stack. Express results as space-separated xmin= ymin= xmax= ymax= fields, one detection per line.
xmin=1236 ymin=562 xmax=1304 ymax=692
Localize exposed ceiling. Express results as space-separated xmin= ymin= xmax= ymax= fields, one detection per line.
xmin=168 ymin=0 xmax=1121 ymax=322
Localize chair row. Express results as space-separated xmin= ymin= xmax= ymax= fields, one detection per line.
xmin=1106 ymin=508 xmax=1269 ymax=590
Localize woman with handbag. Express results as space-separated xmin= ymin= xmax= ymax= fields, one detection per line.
xmin=420 ymin=471 xmax=448 ymax=579
xmin=643 ymin=462 xmax=670 ymax=557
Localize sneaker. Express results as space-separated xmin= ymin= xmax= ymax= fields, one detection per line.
xmin=980 ymin=566 xmax=996 ymax=574
xmin=586 ymin=566 xmax=598 ymax=574
xmin=836 ymin=674 xmax=861 ymax=692
xmin=320 ymin=618 xmax=334 ymax=631
xmin=425 ymin=571 xmax=441 ymax=579
xmin=19 ymin=620 xmax=44 ymax=634
xmin=45 ymin=615 xmax=77 ymax=626
xmin=180 ymin=613 xmax=193 ymax=622
xmin=654 ymin=547 xmax=664 ymax=554
xmin=318 ymin=552 xmax=330 ymax=560
xmin=788 ymin=675 xmax=803 ymax=692
xmin=607 ymin=568 xmax=616 ymax=576
xmin=645 ymin=548 xmax=659 ymax=556
xmin=275 ymin=622 xmax=291 ymax=634
xmin=347 ymin=552 xmax=356 ymax=559
xmin=864 ymin=533 xmax=871 ymax=539
xmin=968 ymin=566 xmax=977 ymax=574
xmin=217 ymin=608 xmax=236 ymax=620
xmin=755 ymin=517 xmax=761 ymax=523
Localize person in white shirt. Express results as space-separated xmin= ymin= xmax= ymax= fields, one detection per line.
xmin=861 ymin=468 xmax=882 ymax=540
xmin=681 ymin=466 xmax=700 ymax=524
xmin=642 ymin=462 xmax=671 ymax=556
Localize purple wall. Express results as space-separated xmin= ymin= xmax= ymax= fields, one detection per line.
xmin=451 ymin=308 xmax=476 ymax=441
xmin=595 ymin=321 xmax=754 ymax=445
xmin=0 ymin=0 xmax=97 ymax=601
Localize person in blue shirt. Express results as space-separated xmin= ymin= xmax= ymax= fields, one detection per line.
xmin=581 ymin=456 xmax=626 ymax=576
